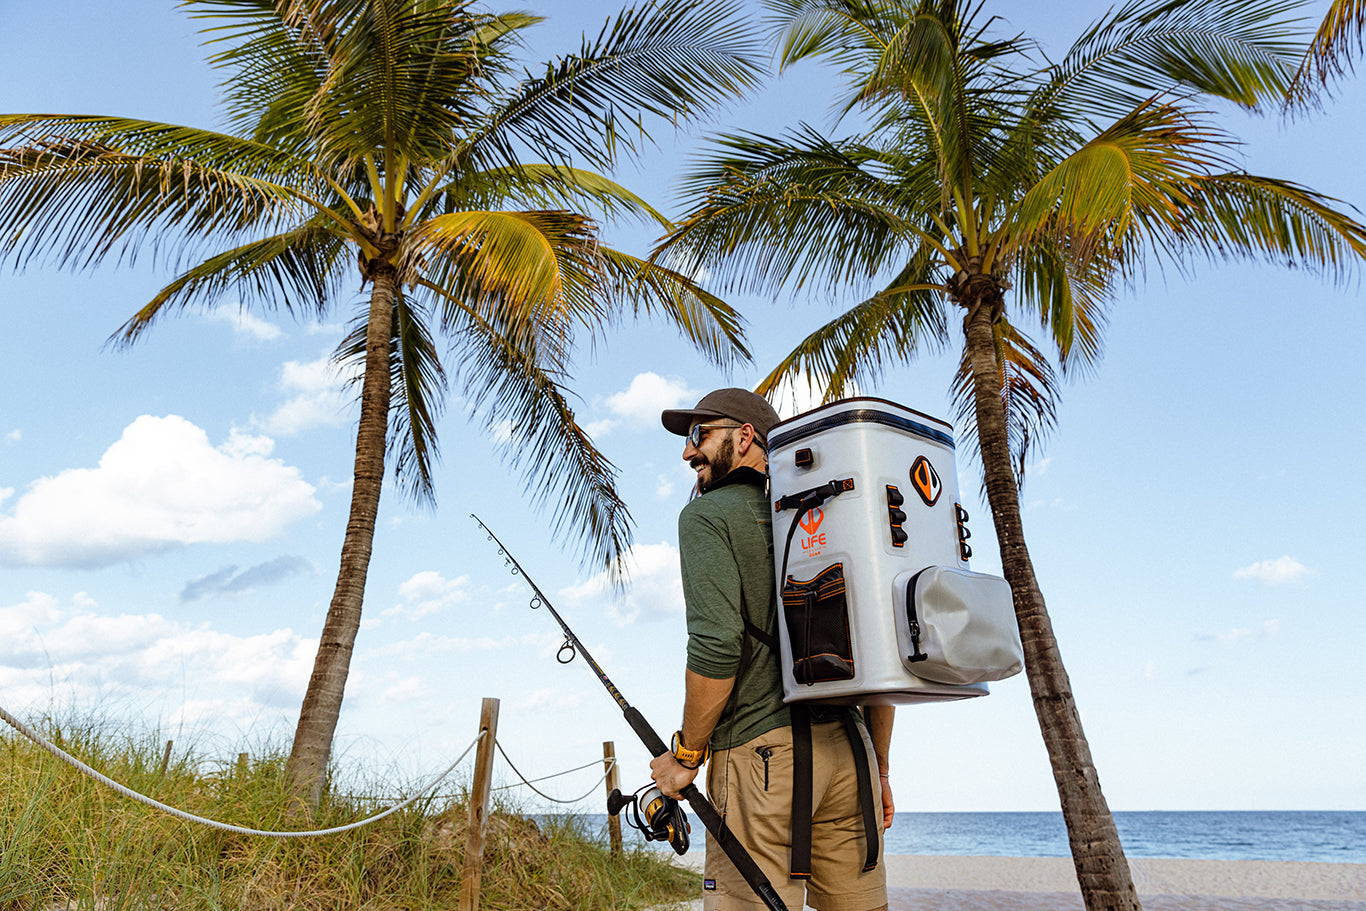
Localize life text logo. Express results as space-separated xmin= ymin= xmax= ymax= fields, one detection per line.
xmin=799 ymin=507 xmax=827 ymax=556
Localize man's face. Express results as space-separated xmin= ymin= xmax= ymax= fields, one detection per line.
xmin=683 ymin=420 xmax=739 ymax=491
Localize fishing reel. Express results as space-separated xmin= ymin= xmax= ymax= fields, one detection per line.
xmin=607 ymin=783 xmax=691 ymax=855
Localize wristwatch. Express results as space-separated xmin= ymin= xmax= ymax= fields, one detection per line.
xmin=670 ymin=730 xmax=710 ymax=769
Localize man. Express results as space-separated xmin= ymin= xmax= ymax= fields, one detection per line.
xmin=651 ymin=387 xmax=895 ymax=911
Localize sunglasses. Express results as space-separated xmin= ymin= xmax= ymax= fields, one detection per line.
xmin=687 ymin=421 xmax=743 ymax=447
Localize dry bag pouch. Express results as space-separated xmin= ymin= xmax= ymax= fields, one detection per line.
xmin=898 ymin=566 xmax=1023 ymax=685
xmin=782 ymin=563 xmax=856 ymax=684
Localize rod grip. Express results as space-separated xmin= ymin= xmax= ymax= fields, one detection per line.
xmin=623 ymin=706 xmax=669 ymax=757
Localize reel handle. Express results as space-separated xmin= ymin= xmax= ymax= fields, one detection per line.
xmin=606 ymin=787 xmax=632 ymax=816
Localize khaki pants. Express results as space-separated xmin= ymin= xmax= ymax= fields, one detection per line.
xmin=702 ymin=720 xmax=887 ymax=911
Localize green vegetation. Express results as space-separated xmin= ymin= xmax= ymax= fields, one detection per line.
xmin=0 ymin=721 xmax=693 ymax=910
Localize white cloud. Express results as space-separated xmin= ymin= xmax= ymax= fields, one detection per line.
xmin=559 ymin=542 xmax=684 ymax=625
xmin=205 ymin=306 xmax=284 ymax=341
xmin=581 ymin=419 xmax=617 ymax=438
xmin=378 ymin=675 xmax=431 ymax=704
xmin=1202 ymin=619 xmax=1281 ymax=647
xmin=5 ymin=429 xmax=20 ymax=443
xmin=600 ymin=373 xmax=697 ymax=429
xmin=512 ymin=686 xmax=585 ymax=713
xmin=382 ymin=571 xmax=472 ymax=621
xmin=655 ymin=473 xmax=676 ymax=500
xmin=0 ymin=590 xmax=314 ymax=720
xmin=366 ymin=631 xmax=517 ymax=659
xmin=1234 ymin=556 xmax=1313 ymax=585
xmin=0 ymin=415 xmax=320 ymax=568
xmin=256 ymin=356 xmax=356 ymax=436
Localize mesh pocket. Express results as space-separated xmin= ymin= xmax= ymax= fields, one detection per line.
xmin=781 ymin=563 xmax=855 ymax=684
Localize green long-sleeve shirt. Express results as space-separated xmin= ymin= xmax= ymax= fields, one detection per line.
xmin=678 ymin=468 xmax=790 ymax=749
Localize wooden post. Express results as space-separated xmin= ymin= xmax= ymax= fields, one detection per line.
xmin=458 ymin=697 xmax=500 ymax=911
xmin=604 ymin=741 xmax=622 ymax=857
xmin=237 ymin=752 xmax=249 ymax=778
xmin=157 ymin=740 xmax=173 ymax=777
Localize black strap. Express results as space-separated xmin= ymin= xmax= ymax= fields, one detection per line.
xmin=787 ymin=707 xmax=880 ymax=879
xmin=842 ymin=712 xmax=881 ymax=872
xmin=773 ymin=477 xmax=866 ymax=880
xmin=788 ymin=703 xmax=813 ymax=880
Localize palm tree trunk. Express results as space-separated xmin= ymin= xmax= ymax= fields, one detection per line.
xmin=285 ymin=268 xmax=397 ymax=814
xmin=962 ymin=298 xmax=1142 ymax=911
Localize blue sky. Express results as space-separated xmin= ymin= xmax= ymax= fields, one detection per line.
xmin=1 ymin=0 xmax=1363 ymax=820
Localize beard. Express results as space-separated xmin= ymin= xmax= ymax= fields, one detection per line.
xmin=695 ymin=434 xmax=737 ymax=493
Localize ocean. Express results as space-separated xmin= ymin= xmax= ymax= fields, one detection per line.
xmin=596 ymin=811 xmax=1366 ymax=864
xmin=880 ymin=811 xmax=1366 ymax=863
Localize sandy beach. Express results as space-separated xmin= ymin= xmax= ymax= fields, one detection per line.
xmin=670 ymin=854 xmax=1366 ymax=910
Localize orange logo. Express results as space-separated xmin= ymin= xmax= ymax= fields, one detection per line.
xmin=798 ymin=508 xmax=824 ymax=535
xmin=911 ymin=456 xmax=942 ymax=506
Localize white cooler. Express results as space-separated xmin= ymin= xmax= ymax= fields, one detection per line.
xmin=768 ymin=397 xmax=1021 ymax=705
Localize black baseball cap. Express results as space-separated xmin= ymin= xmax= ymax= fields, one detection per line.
xmin=661 ymin=388 xmax=781 ymax=447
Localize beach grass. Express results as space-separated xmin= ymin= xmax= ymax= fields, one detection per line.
xmin=0 ymin=717 xmax=693 ymax=910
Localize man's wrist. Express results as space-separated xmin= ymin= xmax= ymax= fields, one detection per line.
xmin=671 ymin=730 xmax=711 ymax=769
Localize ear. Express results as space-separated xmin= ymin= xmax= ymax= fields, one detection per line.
xmin=735 ymin=422 xmax=757 ymax=454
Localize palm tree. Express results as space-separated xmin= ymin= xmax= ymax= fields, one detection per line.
xmin=0 ymin=0 xmax=763 ymax=811
xmin=653 ymin=0 xmax=1366 ymax=907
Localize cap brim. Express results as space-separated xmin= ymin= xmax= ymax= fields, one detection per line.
xmin=661 ymin=407 xmax=725 ymax=436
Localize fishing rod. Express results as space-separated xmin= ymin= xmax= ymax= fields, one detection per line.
xmin=471 ymin=515 xmax=789 ymax=911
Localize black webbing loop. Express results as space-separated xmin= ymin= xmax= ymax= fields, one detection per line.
xmin=842 ymin=712 xmax=881 ymax=872
xmin=788 ymin=703 xmax=813 ymax=880
xmin=773 ymin=478 xmax=855 ymax=515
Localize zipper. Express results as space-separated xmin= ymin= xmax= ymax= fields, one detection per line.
xmin=755 ymin=747 xmax=773 ymax=791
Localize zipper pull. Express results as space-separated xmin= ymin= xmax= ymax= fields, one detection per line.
xmin=755 ymin=747 xmax=773 ymax=791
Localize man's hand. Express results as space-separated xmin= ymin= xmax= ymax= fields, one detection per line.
xmin=880 ymin=774 xmax=895 ymax=830
xmin=649 ymin=751 xmax=700 ymax=799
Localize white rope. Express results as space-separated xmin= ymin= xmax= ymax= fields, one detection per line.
xmin=493 ymin=740 xmax=616 ymax=805
xmin=0 ymin=702 xmax=483 ymax=838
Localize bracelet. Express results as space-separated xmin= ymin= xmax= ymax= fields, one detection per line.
xmin=878 ymin=772 xmax=890 ymax=778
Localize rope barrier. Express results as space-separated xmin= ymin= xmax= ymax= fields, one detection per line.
xmin=0 ymin=702 xmax=482 ymax=838
xmin=492 ymin=741 xmax=615 ymax=805
xmin=2 ymin=701 xmax=620 ymax=830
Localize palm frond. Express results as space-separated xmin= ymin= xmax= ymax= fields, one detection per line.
xmin=0 ymin=117 xmax=337 ymax=269
xmin=1045 ymin=0 xmax=1308 ymax=120
xmin=1163 ymin=171 xmax=1366 ymax=274
xmin=413 ymin=208 xmax=607 ymax=341
xmin=470 ymin=0 xmax=763 ymax=172
xmin=447 ymin=295 xmax=633 ymax=575
xmin=1012 ymin=234 xmax=1112 ymax=377
xmin=951 ymin=319 xmax=1060 ymax=489
xmin=756 ymin=252 xmax=952 ymax=402
xmin=1008 ymin=99 xmax=1238 ymax=265
xmin=1287 ymin=0 xmax=1366 ymax=106
xmin=661 ymin=128 xmax=920 ymax=295
xmin=333 ymin=287 xmax=448 ymax=504
xmin=195 ymin=0 xmax=517 ymax=169
xmin=109 ymin=220 xmax=349 ymax=346
xmin=421 ymin=163 xmax=670 ymax=228
xmin=598 ymin=248 xmax=751 ymax=368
